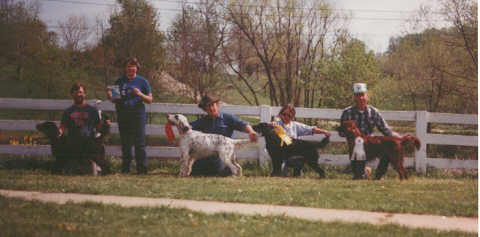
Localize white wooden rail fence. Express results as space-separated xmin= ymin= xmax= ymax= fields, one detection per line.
xmin=0 ymin=98 xmax=477 ymax=173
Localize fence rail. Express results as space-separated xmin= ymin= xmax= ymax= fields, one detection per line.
xmin=0 ymin=98 xmax=477 ymax=173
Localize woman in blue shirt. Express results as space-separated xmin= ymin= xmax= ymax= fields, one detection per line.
xmin=107 ymin=57 xmax=153 ymax=174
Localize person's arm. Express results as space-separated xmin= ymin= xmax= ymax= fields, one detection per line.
xmin=338 ymin=110 xmax=349 ymax=137
xmin=132 ymin=88 xmax=153 ymax=104
xmin=244 ymin=124 xmax=258 ymax=142
xmin=107 ymin=90 xmax=118 ymax=103
xmin=313 ymin=127 xmax=331 ymax=137
xmin=133 ymin=78 xmax=153 ymax=104
xmin=227 ymin=113 xmax=257 ymax=141
xmin=58 ymin=110 xmax=69 ymax=137
xmin=58 ymin=123 xmax=66 ymax=137
xmin=373 ymin=110 xmax=395 ymax=137
xmin=107 ymin=79 xmax=121 ymax=103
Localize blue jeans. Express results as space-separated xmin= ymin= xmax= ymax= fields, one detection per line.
xmin=118 ymin=112 xmax=147 ymax=174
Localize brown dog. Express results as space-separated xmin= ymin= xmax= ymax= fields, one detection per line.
xmin=338 ymin=120 xmax=421 ymax=180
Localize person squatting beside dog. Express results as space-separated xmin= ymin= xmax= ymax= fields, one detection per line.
xmin=339 ymin=83 xmax=400 ymax=180
xmin=58 ymin=82 xmax=111 ymax=174
xmin=189 ymin=95 xmax=257 ymax=177
xmin=271 ymin=104 xmax=331 ymax=176
xmin=107 ymin=57 xmax=153 ymax=175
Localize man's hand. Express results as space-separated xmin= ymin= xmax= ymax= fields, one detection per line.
xmin=107 ymin=89 xmax=117 ymax=102
xmin=313 ymin=127 xmax=331 ymax=137
xmin=132 ymin=88 xmax=142 ymax=96
xmin=57 ymin=129 xmax=63 ymax=138
xmin=245 ymin=124 xmax=258 ymax=142
xmin=248 ymin=131 xmax=258 ymax=142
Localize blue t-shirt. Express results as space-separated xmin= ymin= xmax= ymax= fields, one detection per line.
xmin=61 ymin=104 xmax=100 ymax=138
xmin=114 ymin=75 xmax=151 ymax=114
xmin=190 ymin=113 xmax=248 ymax=138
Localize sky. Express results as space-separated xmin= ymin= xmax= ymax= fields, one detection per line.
xmin=37 ymin=0 xmax=447 ymax=53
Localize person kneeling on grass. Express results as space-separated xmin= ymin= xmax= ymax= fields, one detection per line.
xmin=188 ymin=94 xmax=257 ymax=177
xmin=271 ymin=104 xmax=330 ymax=176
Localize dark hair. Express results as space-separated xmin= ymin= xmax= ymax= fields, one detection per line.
xmin=70 ymin=82 xmax=86 ymax=94
xmin=279 ymin=104 xmax=296 ymax=118
xmin=124 ymin=56 xmax=141 ymax=69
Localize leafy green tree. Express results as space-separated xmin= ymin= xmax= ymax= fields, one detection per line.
xmin=0 ymin=0 xmax=54 ymax=81
xmin=315 ymin=39 xmax=382 ymax=109
xmin=102 ymin=0 xmax=166 ymax=83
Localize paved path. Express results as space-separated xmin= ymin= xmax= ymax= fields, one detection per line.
xmin=0 ymin=189 xmax=477 ymax=233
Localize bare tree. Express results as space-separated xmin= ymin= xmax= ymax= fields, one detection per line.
xmin=167 ymin=0 xmax=228 ymax=103
xmin=57 ymin=15 xmax=91 ymax=51
xmin=220 ymin=0 xmax=348 ymax=106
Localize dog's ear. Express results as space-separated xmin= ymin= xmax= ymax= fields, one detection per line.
xmin=177 ymin=115 xmax=191 ymax=133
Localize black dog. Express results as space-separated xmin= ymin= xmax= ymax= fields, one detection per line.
xmin=253 ymin=123 xmax=330 ymax=177
xmin=36 ymin=115 xmax=111 ymax=175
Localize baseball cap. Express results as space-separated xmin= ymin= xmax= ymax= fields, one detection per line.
xmin=353 ymin=83 xmax=367 ymax=94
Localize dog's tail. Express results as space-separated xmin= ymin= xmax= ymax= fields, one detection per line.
xmin=233 ymin=139 xmax=256 ymax=149
xmin=401 ymin=135 xmax=421 ymax=151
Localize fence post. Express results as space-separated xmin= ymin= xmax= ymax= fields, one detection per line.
xmin=258 ymin=105 xmax=272 ymax=166
xmin=415 ymin=111 xmax=428 ymax=174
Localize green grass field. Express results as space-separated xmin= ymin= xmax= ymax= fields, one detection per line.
xmin=0 ymin=156 xmax=476 ymax=218
xmin=0 ymin=150 xmax=477 ymax=237
xmin=1 ymin=197 xmax=475 ymax=237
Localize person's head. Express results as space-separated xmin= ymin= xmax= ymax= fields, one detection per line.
xmin=353 ymin=83 xmax=368 ymax=111
xmin=278 ymin=104 xmax=296 ymax=124
xmin=198 ymin=94 xmax=220 ymax=118
xmin=70 ymin=82 xmax=86 ymax=105
xmin=124 ymin=57 xmax=141 ymax=79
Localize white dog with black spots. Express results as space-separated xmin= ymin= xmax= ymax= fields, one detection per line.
xmin=166 ymin=114 xmax=254 ymax=177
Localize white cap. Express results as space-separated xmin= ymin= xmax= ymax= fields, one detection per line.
xmin=353 ymin=83 xmax=367 ymax=94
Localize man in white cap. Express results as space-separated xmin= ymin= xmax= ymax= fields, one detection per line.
xmin=339 ymin=83 xmax=398 ymax=180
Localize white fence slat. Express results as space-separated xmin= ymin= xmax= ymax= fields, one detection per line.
xmin=427 ymin=134 xmax=478 ymax=146
xmin=295 ymin=108 xmax=343 ymax=120
xmin=415 ymin=111 xmax=428 ymax=173
xmin=375 ymin=110 xmax=417 ymax=121
xmin=0 ymin=98 xmax=71 ymax=110
xmin=428 ymin=112 xmax=477 ymax=125
xmin=0 ymin=145 xmax=259 ymax=159
xmin=426 ymin=158 xmax=477 ymax=169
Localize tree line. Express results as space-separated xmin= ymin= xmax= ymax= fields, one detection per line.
xmin=0 ymin=0 xmax=476 ymax=114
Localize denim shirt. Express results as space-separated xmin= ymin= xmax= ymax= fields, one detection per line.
xmin=190 ymin=113 xmax=248 ymax=138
